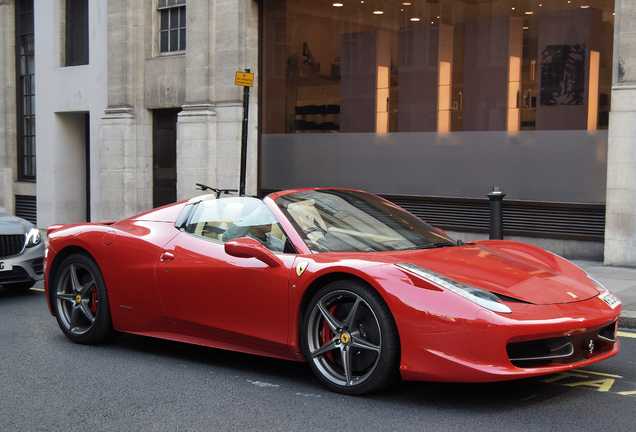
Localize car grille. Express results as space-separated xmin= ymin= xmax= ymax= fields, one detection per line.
xmin=507 ymin=321 xmax=618 ymax=367
xmin=0 ymin=235 xmax=25 ymax=258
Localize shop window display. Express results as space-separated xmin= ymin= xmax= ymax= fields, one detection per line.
xmin=263 ymin=0 xmax=614 ymax=133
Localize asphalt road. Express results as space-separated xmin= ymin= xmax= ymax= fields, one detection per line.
xmin=1 ymin=287 xmax=635 ymax=432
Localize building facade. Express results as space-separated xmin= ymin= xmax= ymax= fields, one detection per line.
xmin=0 ymin=0 xmax=635 ymax=265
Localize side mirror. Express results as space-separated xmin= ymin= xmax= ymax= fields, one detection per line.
xmin=224 ymin=237 xmax=282 ymax=267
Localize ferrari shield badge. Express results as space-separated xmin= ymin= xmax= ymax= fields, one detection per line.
xmin=296 ymin=262 xmax=308 ymax=277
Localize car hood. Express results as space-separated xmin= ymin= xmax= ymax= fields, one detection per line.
xmin=384 ymin=240 xmax=599 ymax=305
xmin=0 ymin=212 xmax=30 ymax=235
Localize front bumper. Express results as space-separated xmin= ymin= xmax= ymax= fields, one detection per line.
xmin=0 ymin=241 xmax=45 ymax=285
xmin=391 ymin=289 xmax=622 ymax=383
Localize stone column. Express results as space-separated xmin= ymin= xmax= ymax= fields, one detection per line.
xmin=177 ymin=0 xmax=258 ymax=200
xmin=101 ymin=0 xmax=151 ymax=220
xmin=213 ymin=0 xmax=259 ymax=196
xmin=0 ymin=1 xmax=14 ymax=213
xmin=177 ymin=0 xmax=217 ymax=200
xmin=605 ymin=0 xmax=636 ymax=265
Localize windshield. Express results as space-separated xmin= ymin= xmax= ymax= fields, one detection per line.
xmin=181 ymin=196 xmax=291 ymax=253
xmin=275 ymin=189 xmax=455 ymax=253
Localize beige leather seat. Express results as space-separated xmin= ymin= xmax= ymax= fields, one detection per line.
xmin=288 ymin=199 xmax=328 ymax=244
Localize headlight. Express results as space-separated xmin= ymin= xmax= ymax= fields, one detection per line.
xmin=396 ymin=263 xmax=512 ymax=314
xmin=25 ymin=227 xmax=42 ymax=248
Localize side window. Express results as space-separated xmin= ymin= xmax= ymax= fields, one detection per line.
xmin=158 ymin=0 xmax=186 ymax=53
xmin=184 ymin=197 xmax=290 ymax=253
xmin=65 ymin=0 xmax=89 ymax=66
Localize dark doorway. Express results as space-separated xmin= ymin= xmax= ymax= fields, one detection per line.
xmin=153 ymin=109 xmax=180 ymax=208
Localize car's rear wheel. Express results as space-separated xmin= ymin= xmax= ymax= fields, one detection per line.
xmin=51 ymin=253 xmax=119 ymax=344
xmin=301 ymin=280 xmax=400 ymax=395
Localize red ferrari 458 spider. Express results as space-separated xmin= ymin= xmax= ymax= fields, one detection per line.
xmin=44 ymin=188 xmax=621 ymax=395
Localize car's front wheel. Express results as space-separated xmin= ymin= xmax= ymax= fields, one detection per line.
xmin=51 ymin=253 xmax=119 ymax=344
xmin=301 ymin=280 xmax=400 ymax=395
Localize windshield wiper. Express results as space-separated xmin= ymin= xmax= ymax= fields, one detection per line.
xmin=404 ymin=242 xmax=456 ymax=250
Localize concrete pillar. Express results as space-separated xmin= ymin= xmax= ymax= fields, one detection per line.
xmin=214 ymin=0 xmax=258 ymax=195
xmin=605 ymin=0 xmax=636 ymax=265
xmin=0 ymin=2 xmax=14 ymax=214
xmin=176 ymin=0 xmax=217 ymax=200
xmin=101 ymin=0 xmax=151 ymax=220
xmin=177 ymin=0 xmax=258 ymax=200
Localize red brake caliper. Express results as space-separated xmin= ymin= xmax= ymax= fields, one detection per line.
xmin=90 ymin=286 xmax=98 ymax=314
xmin=321 ymin=305 xmax=338 ymax=363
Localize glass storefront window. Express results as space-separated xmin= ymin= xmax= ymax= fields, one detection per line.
xmin=263 ymin=0 xmax=614 ymax=134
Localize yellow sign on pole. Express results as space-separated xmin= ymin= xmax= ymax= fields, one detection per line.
xmin=235 ymin=71 xmax=254 ymax=87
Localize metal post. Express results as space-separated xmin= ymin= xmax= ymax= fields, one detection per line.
xmin=239 ymin=69 xmax=250 ymax=196
xmin=487 ymin=186 xmax=505 ymax=240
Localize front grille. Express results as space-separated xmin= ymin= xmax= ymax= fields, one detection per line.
xmin=507 ymin=341 xmax=554 ymax=360
xmin=0 ymin=235 xmax=25 ymax=258
xmin=507 ymin=321 xmax=618 ymax=367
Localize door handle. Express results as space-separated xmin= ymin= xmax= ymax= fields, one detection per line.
xmin=160 ymin=251 xmax=175 ymax=261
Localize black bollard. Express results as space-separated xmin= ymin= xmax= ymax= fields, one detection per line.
xmin=487 ymin=186 xmax=505 ymax=240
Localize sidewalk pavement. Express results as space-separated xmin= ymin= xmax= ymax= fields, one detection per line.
xmin=572 ymin=260 xmax=636 ymax=330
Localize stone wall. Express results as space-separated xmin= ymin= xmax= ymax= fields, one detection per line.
xmin=605 ymin=0 xmax=636 ymax=266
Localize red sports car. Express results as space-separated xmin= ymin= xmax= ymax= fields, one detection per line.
xmin=44 ymin=188 xmax=622 ymax=395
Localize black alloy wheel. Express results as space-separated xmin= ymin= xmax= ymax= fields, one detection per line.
xmin=301 ymin=279 xmax=400 ymax=395
xmin=51 ymin=253 xmax=119 ymax=344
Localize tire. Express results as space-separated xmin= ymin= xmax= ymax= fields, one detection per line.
xmin=2 ymin=281 xmax=35 ymax=292
xmin=51 ymin=253 xmax=119 ymax=344
xmin=301 ymin=280 xmax=400 ymax=395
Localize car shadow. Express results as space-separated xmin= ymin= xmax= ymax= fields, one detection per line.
xmin=0 ymin=286 xmax=44 ymax=299
xmin=96 ymin=332 xmax=576 ymax=409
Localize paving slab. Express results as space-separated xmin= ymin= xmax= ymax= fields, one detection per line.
xmin=573 ymin=260 xmax=636 ymax=329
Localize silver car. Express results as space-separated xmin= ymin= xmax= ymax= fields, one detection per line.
xmin=0 ymin=212 xmax=44 ymax=292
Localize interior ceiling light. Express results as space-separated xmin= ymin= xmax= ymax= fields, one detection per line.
xmin=373 ymin=10 xmax=383 ymax=14
xmin=580 ymin=5 xmax=590 ymax=8
xmin=403 ymin=2 xmax=412 ymax=5
xmin=333 ymin=2 xmax=343 ymax=6
xmin=410 ymin=17 xmax=420 ymax=21
xmin=525 ymin=11 xmax=533 ymax=14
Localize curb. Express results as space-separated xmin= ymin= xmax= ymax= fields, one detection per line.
xmin=619 ymin=311 xmax=636 ymax=330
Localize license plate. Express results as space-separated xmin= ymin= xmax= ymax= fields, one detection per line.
xmin=0 ymin=262 xmax=13 ymax=272
xmin=600 ymin=291 xmax=621 ymax=309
